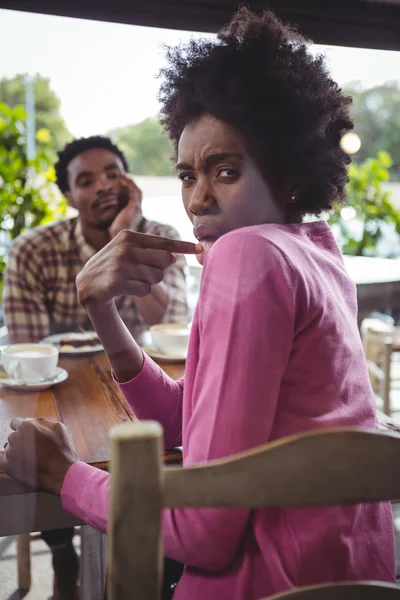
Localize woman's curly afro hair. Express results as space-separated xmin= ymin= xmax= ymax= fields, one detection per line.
xmin=159 ymin=7 xmax=354 ymax=217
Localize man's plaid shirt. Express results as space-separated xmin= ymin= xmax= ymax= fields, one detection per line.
xmin=3 ymin=217 xmax=190 ymax=343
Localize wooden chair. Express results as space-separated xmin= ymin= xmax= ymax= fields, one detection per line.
xmin=107 ymin=423 xmax=400 ymax=600
xmin=361 ymin=319 xmax=400 ymax=416
xmin=268 ymin=582 xmax=400 ymax=598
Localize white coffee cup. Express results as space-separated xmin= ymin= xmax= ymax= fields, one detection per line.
xmin=150 ymin=323 xmax=191 ymax=357
xmin=1 ymin=343 xmax=59 ymax=382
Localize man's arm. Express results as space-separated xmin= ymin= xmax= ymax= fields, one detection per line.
xmin=133 ymin=255 xmax=189 ymax=326
xmin=3 ymin=239 xmax=51 ymax=343
xmin=133 ymin=281 xmax=170 ymax=326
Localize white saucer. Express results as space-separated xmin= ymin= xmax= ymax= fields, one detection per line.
xmin=141 ymin=346 xmax=187 ymax=364
xmin=0 ymin=367 xmax=68 ymax=391
xmin=41 ymin=332 xmax=103 ymax=355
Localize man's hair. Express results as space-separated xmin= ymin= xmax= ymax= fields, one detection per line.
xmin=55 ymin=136 xmax=129 ymax=193
xmin=159 ymin=7 xmax=354 ymax=217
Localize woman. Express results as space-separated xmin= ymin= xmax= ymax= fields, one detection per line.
xmin=1 ymin=8 xmax=395 ymax=599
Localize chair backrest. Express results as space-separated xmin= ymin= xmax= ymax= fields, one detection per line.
xmin=361 ymin=321 xmax=400 ymax=415
xmin=368 ymin=313 xmax=395 ymax=327
xmin=362 ymin=321 xmax=400 ymax=364
xmin=107 ymin=423 xmax=400 ymax=600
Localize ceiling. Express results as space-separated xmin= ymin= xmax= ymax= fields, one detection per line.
xmin=1 ymin=0 xmax=400 ymax=51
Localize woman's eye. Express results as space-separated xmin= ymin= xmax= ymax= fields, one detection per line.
xmin=217 ymin=168 xmax=238 ymax=179
xmin=179 ymin=173 xmax=195 ymax=182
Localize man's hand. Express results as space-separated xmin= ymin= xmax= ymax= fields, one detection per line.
xmin=108 ymin=174 xmax=143 ymax=239
xmin=0 ymin=418 xmax=79 ymax=495
xmin=76 ymin=230 xmax=203 ymax=311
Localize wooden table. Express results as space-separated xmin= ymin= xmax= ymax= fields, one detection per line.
xmin=0 ymin=352 xmax=184 ymax=597
xmin=343 ymin=256 xmax=400 ymax=322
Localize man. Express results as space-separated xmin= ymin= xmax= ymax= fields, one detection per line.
xmin=3 ymin=136 xmax=189 ymax=599
xmin=4 ymin=135 xmax=189 ymax=343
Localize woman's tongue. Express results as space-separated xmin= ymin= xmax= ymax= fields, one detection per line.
xmin=197 ymin=237 xmax=217 ymax=265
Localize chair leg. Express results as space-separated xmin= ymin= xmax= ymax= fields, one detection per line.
xmin=382 ymin=338 xmax=393 ymax=417
xmin=16 ymin=533 xmax=31 ymax=592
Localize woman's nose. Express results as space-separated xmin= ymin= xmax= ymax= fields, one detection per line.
xmin=187 ymin=181 xmax=216 ymax=215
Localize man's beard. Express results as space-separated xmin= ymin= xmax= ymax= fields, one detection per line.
xmin=93 ymin=190 xmax=129 ymax=231
xmin=95 ymin=218 xmax=114 ymax=231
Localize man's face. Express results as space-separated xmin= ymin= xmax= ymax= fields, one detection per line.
xmin=65 ymin=148 xmax=129 ymax=230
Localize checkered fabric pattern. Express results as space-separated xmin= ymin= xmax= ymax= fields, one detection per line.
xmin=3 ymin=217 xmax=190 ymax=343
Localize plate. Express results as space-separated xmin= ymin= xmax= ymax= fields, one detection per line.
xmin=141 ymin=346 xmax=187 ymax=364
xmin=0 ymin=367 xmax=68 ymax=391
xmin=41 ymin=332 xmax=103 ymax=355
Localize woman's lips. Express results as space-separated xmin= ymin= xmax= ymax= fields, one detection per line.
xmin=193 ymin=224 xmax=224 ymax=241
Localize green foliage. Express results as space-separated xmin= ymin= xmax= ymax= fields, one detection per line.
xmin=0 ymin=74 xmax=72 ymax=155
xmin=344 ymin=82 xmax=400 ymax=181
xmin=329 ymin=151 xmax=400 ymax=257
xmin=0 ymin=102 xmax=66 ymax=283
xmin=109 ymin=117 xmax=174 ymax=176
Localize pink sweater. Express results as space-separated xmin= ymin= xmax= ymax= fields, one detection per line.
xmin=62 ymin=222 xmax=395 ymax=599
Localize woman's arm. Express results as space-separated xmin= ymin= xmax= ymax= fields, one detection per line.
xmin=116 ymin=353 xmax=184 ymax=449
xmin=0 ymin=232 xmax=202 ymax=505
xmin=84 ymin=302 xmax=144 ymax=383
xmin=76 ymin=229 xmax=202 ymax=382
xmin=62 ymin=462 xmax=109 ymax=533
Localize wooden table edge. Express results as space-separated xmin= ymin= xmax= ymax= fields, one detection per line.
xmin=0 ymin=448 xmax=183 ymax=496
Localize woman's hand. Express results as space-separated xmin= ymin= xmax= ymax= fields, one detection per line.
xmin=76 ymin=230 xmax=202 ymax=311
xmin=76 ymin=231 xmax=202 ymax=382
xmin=0 ymin=418 xmax=79 ymax=495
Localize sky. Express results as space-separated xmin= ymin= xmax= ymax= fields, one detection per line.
xmin=2 ymin=8 xmax=400 ymax=137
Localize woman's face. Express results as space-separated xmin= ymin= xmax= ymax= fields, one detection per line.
xmin=177 ymin=113 xmax=289 ymax=264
